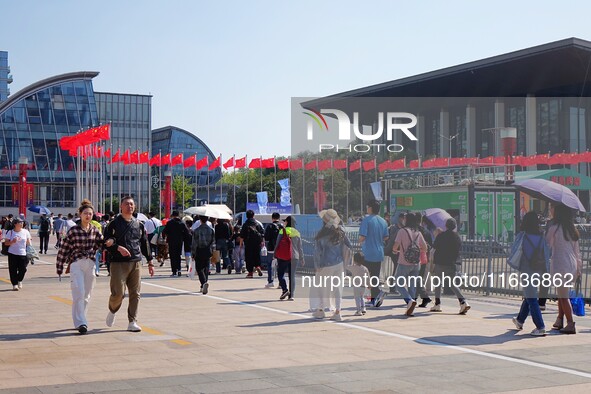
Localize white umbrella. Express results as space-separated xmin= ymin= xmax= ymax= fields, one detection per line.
xmin=192 ymin=206 xmax=233 ymax=220
xmin=204 ymin=204 xmax=233 ymax=215
xmin=423 ymin=208 xmax=454 ymax=231
xmin=136 ymin=213 xmax=149 ymax=222
xmin=515 ymin=179 xmax=586 ymax=212
xmin=183 ymin=207 xmax=201 ymax=215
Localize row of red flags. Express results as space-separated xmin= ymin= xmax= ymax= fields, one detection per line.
xmin=78 ymin=146 xmax=591 ymax=173
xmin=59 ymin=125 xmax=111 ymax=156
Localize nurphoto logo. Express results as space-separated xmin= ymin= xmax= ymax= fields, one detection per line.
xmin=303 ymin=108 xmax=418 ymax=153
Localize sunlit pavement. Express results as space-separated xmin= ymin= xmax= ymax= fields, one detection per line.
xmin=2 ymin=244 xmax=591 ymax=393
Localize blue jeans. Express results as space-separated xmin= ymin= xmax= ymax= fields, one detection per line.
xmin=394 ymin=264 xmax=420 ymax=302
xmin=277 ymin=258 xmax=292 ymax=296
xmin=517 ymin=284 xmax=545 ymax=329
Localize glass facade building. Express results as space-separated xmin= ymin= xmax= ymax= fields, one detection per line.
xmin=95 ymin=92 xmax=152 ymax=211
xmin=0 ymin=71 xmax=99 ymax=209
xmin=0 ymin=51 xmax=13 ymax=102
xmin=152 ymin=126 xmax=222 ymax=203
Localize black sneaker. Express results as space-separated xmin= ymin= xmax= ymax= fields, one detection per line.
xmin=77 ymin=325 xmax=88 ymax=334
xmin=177 ymin=271 xmax=182 ymax=277
xmin=202 ymin=283 xmax=209 ymax=295
xmin=256 ymin=267 xmax=263 ymax=276
xmin=419 ymin=298 xmax=432 ymax=308
xmin=227 ymin=265 xmax=232 ymax=274
xmin=280 ymin=290 xmax=290 ymax=300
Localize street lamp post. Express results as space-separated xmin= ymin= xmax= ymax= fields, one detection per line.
xmin=439 ymin=133 xmax=459 ymax=157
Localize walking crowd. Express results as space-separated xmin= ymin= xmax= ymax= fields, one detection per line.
xmin=1 ymin=196 xmax=585 ymax=338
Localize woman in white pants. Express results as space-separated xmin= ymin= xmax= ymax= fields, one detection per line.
xmin=56 ymin=199 xmax=104 ymax=334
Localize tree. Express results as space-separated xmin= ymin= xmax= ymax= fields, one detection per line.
xmin=102 ymin=197 xmax=119 ymax=214
xmin=172 ymin=175 xmax=194 ymax=210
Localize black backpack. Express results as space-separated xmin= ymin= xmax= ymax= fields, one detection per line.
xmin=401 ymin=228 xmax=421 ymax=264
xmin=246 ymin=224 xmax=263 ymax=245
xmin=39 ymin=217 xmax=50 ymax=233
xmin=264 ymin=222 xmax=281 ymax=251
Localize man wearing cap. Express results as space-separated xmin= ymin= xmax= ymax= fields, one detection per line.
xmin=359 ymin=200 xmax=389 ymax=308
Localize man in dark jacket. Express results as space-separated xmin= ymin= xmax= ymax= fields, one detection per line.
xmin=192 ymin=215 xmax=215 ymax=294
xmin=239 ymin=210 xmax=265 ymax=278
xmin=263 ymin=212 xmax=282 ymax=287
xmin=38 ymin=214 xmax=51 ymax=254
xmin=163 ymin=210 xmax=190 ymax=277
xmin=104 ymin=196 xmax=154 ymax=332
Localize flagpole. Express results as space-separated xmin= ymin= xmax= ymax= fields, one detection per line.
xmin=232 ymin=155 xmax=236 ymax=215
xmin=158 ymin=149 xmax=162 ymax=218
xmin=245 ymin=155 xmax=249 ymax=211
xmin=374 ymin=157 xmax=378 ymax=182
xmin=260 ymin=155 xmax=263 ymax=192
xmin=346 ymin=158 xmax=349 ymax=221
xmin=274 ymin=156 xmax=277 ymax=203
xmin=302 ymin=160 xmax=305 ymax=214
xmin=219 ymin=154 xmax=223 ymax=204
xmin=182 ymin=159 xmax=185 ymax=211
xmin=331 ymin=159 xmax=334 ymax=209
xmin=109 ymin=143 xmax=113 ymax=212
xmin=316 ymin=159 xmax=319 ymax=212
xmin=117 ymin=146 xmax=122 ymax=207
xmin=360 ymin=158 xmax=363 ymax=217
xmin=194 ymin=152 xmax=198 ymax=206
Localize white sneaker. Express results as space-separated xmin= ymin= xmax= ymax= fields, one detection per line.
xmin=459 ymin=302 xmax=471 ymax=315
xmin=312 ymin=309 xmax=325 ymax=319
xmin=330 ymin=312 xmax=342 ymax=322
xmin=17 ymin=282 xmax=22 ymax=289
xmin=430 ymin=304 xmax=442 ymax=312
xmin=530 ymin=328 xmax=546 ymax=336
xmin=12 ymin=285 xmax=19 ymax=291
xmin=405 ymin=300 xmax=417 ymax=316
xmin=106 ymin=311 xmax=115 ymax=327
xmin=354 ymin=310 xmax=363 ymax=316
xmin=127 ymin=321 xmax=142 ymax=332
xmin=512 ymin=317 xmax=523 ymax=330
xmin=264 ymin=282 xmax=274 ymax=288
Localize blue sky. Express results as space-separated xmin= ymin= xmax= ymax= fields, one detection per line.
xmin=3 ymin=0 xmax=591 ymax=161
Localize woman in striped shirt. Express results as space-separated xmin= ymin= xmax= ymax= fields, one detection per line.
xmin=56 ymin=199 xmax=104 ymax=334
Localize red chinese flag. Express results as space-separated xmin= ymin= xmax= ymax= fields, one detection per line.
xmin=261 ymin=158 xmax=275 ymax=169
xmin=318 ymin=159 xmax=332 ymax=171
xmin=479 ymin=156 xmax=494 ymax=165
xmin=289 ymin=158 xmax=303 ymax=170
xmin=249 ymin=158 xmax=262 ymax=169
xmin=579 ymin=151 xmax=591 ymax=163
xmin=209 ymin=155 xmax=221 ymax=170
xmin=103 ymin=147 xmax=111 ymax=159
xmin=277 ymin=159 xmax=289 ymax=170
xmin=183 ymin=154 xmax=197 ymax=168
xmin=534 ymin=154 xmax=549 ymax=165
xmin=378 ymin=161 xmax=390 ymax=173
xmin=333 ymin=159 xmax=347 ymax=170
xmin=111 ymin=149 xmax=121 ymax=163
xmin=139 ymin=151 xmax=150 ymax=164
xmin=391 ymin=158 xmax=405 ymax=169
xmin=196 ymin=156 xmax=208 ymax=170
xmin=161 ymin=153 xmax=171 ymax=165
xmin=223 ymin=157 xmax=235 ymax=169
xmin=349 ymin=159 xmax=361 ymax=172
xmin=98 ymin=124 xmax=110 ymax=140
xmin=493 ymin=156 xmax=506 ymax=165
xmin=363 ymin=160 xmax=376 ymax=171
xmin=149 ymin=153 xmax=161 ymax=166
xmin=129 ymin=150 xmax=139 ymax=164
xmin=121 ymin=149 xmax=130 ymax=165
xmin=305 ymin=160 xmax=317 ymax=170
xmin=512 ymin=156 xmax=523 ymax=166
xmin=171 ymin=153 xmax=183 ymax=166
xmin=234 ymin=156 xmax=246 ymax=168
xmin=409 ymin=160 xmax=419 ymax=169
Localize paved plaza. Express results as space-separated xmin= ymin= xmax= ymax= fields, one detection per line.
xmin=2 ymin=244 xmax=591 ymax=393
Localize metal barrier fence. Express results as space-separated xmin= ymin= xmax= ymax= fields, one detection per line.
xmin=297 ymin=229 xmax=591 ymax=301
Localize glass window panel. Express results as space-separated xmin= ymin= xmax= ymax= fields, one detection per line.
xmin=67 ymin=110 xmax=80 ymax=126
xmin=62 ymin=83 xmax=75 ymax=95
xmin=73 ymin=81 xmax=87 ymax=96
xmin=40 ymin=109 xmax=53 ymax=124
xmin=13 ymin=107 xmax=26 ymax=123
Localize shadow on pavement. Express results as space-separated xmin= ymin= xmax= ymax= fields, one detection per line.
xmin=417 ymin=330 xmax=535 ymax=346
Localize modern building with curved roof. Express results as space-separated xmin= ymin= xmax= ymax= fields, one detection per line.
xmin=151 ymin=126 xmax=222 ymax=203
xmin=0 ymin=71 xmax=100 ymax=209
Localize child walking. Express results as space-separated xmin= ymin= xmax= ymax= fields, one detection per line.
xmin=350 ymin=252 xmax=370 ymax=316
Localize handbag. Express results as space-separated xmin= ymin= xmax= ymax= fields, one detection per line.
xmin=569 ymin=279 xmax=586 ymax=317
xmin=1 ymin=230 xmax=12 ymax=255
xmin=274 ymin=228 xmax=292 ymax=260
xmin=507 ymin=232 xmax=523 ymax=270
